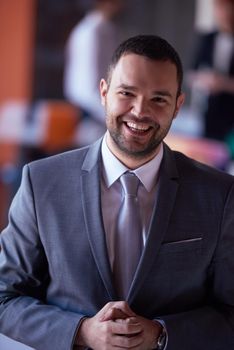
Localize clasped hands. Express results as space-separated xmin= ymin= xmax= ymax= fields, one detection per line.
xmin=75 ymin=301 xmax=162 ymax=350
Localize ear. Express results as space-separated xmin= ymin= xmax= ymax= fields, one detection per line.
xmin=100 ymin=79 xmax=108 ymax=106
xmin=173 ymin=92 xmax=185 ymax=118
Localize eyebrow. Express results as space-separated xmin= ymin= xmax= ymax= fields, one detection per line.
xmin=152 ymin=91 xmax=173 ymax=99
xmin=117 ymin=84 xmax=138 ymax=91
xmin=117 ymin=84 xmax=173 ymax=99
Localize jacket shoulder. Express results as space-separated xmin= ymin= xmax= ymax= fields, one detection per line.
xmin=28 ymin=146 xmax=90 ymax=174
xmin=172 ymin=150 xmax=234 ymax=187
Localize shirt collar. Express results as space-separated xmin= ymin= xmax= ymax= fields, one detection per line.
xmin=101 ymin=132 xmax=163 ymax=192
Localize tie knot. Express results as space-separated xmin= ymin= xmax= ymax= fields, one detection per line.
xmin=120 ymin=172 xmax=140 ymax=197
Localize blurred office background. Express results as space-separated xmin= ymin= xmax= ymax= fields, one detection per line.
xmin=0 ymin=0 xmax=234 ymax=348
xmin=1 ymin=0 xmax=233 ymax=230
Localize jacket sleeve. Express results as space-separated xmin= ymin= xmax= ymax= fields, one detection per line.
xmin=0 ymin=165 xmax=82 ymax=350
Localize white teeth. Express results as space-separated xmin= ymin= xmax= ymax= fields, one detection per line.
xmin=126 ymin=122 xmax=150 ymax=131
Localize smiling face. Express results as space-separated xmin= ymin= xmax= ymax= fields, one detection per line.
xmin=100 ymin=53 xmax=184 ymax=168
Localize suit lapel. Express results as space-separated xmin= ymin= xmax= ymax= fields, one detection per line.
xmin=128 ymin=144 xmax=179 ymax=302
xmin=81 ymin=139 xmax=116 ymax=300
xmin=81 ymin=140 xmax=179 ymax=302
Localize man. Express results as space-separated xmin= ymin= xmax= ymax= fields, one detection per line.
xmin=0 ymin=35 xmax=234 ymax=350
xmin=64 ymin=0 xmax=124 ymax=145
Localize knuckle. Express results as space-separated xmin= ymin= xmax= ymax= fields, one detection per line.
xmin=126 ymin=323 xmax=132 ymax=332
xmin=118 ymin=300 xmax=128 ymax=308
xmin=122 ymin=336 xmax=132 ymax=348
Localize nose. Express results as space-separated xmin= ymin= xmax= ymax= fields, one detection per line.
xmin=131 ymin=97 xmax=150 ymax=118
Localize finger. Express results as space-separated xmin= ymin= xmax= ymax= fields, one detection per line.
xmin=97 ymin=302 xmax=125 ymax=321
xmin=101 ymin=307 xmax=129 ymax=321
xmin=112 ymin=319 xmax=143 ymax=336
xmin=100 ymin=301 xmax=135 ymax=321
xmin=112 ymin=333 xmax=143 ymax=348
xmin=115 ymin=317 xmax=140 ymax=325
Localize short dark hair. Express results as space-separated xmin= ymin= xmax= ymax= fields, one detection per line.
xmin=107 ymin=35 xmax=183 ymax=96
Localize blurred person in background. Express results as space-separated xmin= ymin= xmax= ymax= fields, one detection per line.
xmin=64 ymin=0 xmax=124 ymax=145
xmin=187 ymin=0 xmax=234 ymax=150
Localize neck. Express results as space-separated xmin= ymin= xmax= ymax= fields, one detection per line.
xmin=106 ymin=133 xmax=161 ymax=170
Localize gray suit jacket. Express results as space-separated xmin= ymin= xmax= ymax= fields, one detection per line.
xmin=0 ymin=139 xmax=234 ymax=350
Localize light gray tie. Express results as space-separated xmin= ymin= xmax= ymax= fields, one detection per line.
xmin=113 ymin=172 xmax=143 ymax=299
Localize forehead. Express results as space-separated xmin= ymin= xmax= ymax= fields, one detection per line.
xmin=109 ymin=54 xmax=178 ymax=91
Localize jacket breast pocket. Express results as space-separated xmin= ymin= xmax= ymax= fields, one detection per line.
xmin=156 ymin=237 xmax=203 ymax=273
xmin=160 ymin=237 xmax=203 ymax=254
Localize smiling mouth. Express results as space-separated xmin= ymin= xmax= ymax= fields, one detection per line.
xmin=125 ymin=121 xmax=152 ymax=133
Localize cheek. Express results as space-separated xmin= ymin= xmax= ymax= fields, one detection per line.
xmin=152 ymin=107 xmax=175 ymax=125
xmin=152 ymin=105 xmax=170 ymax=116
xmin=107 ymin=98 xmax=131 ymax=115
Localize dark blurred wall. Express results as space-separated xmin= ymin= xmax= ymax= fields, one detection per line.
xmin=32 ymin=0 xmax=196 ymax=100
xmin=33 ymin=0 xmax=83 ymax=99
xmin=152 ymin=0 xmax=196 ymax=69
xmin=121 ymin=0 xmax=196 ymax=68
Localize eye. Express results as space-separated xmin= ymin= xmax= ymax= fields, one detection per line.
xmin=152 ymin=96 xmax=168 ymax=105
xmin=118 ymin=90 xmax=134 ymax=97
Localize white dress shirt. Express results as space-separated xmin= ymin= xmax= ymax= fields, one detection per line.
xmin=101 ymin=132 xmax=163 ymax=269
xmin=101 ymin=133 xmax=168 ymax=349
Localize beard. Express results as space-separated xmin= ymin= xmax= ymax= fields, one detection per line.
xmin=106 ymin=112 xmax=174 ymax=160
